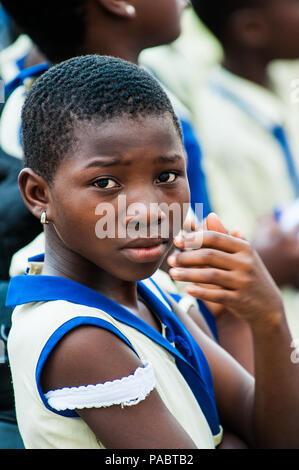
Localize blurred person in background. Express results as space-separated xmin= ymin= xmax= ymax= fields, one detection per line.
xmin=181 ymin=0 xmax=299 ymax=341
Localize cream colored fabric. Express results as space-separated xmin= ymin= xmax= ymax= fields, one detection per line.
xmin=194 ymin=65 xmax=299 ymax=238
xmin=0 ymin=36 xmax=33 ymax=159
xmin=0 ymin=84 xmax=25 ymax=159
xmin=0 ymin=35 xmax=32 ymax=83
xmin=9 ymin=232 xmax=45 ymax=277
xmin=8 ymin=276 xmax=216 ymax=449
xmin=151 ymin=268 xmax=198 ymax=313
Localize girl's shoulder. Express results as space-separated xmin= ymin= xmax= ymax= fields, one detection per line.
xmin=9 ymin=297 xmax=138 ymax=368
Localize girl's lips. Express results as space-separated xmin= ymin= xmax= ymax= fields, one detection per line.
xmin=121 ymin=242 xmax=168 ymax=263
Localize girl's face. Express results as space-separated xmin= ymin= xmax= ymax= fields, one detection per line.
xmin=230 ymin=0 xmax=299 ymax=60
xmin=47 ymin=114 xmax=190 ymax=282
xmin=262 ymin=0 xmax=299 ymax=59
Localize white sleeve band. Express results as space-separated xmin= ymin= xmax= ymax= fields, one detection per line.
xmin=45 ymin=362 xmax=156 ymax=411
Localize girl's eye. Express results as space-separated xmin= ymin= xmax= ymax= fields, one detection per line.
xmin=156 ymin=172 xmax=177 ymax=184
xmin=93 ymin=178 xmax=119 ymax=189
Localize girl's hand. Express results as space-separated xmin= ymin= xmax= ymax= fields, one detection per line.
xmin=168 ymin=214 xmax=284 ymax=328
xmin=180 ymin=213 xmax=242 ymax=319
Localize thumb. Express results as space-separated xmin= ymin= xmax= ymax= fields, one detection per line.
xmin=206 ymin=212 xmax=228 ymax=234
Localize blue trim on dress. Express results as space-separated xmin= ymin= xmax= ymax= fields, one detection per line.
xmin=169 ymin=293 xmax=218 ymax=342
xmin=180 ymin=117 xmax=212 ymax=219
xmin=16 ymin=54 xmax=28 ymax=73
xmin=35 ymin=316 xmax=139 ymax=418
xmin=4 ymin=62 xmax=51 ymax=99
xmin=27 ymin=253 xmax=46 ymax=263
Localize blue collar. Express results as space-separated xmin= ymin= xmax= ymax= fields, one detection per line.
xmin=5 ymin=62 xmax=51 ymax=99
xmin=6 ymin=273 xmax=207 ymax=377
xmin=6 ymin=269 xmax=221 ymax=437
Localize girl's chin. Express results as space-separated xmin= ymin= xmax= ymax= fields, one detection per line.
xmin=120 ymin=265 xmax=164 ymax=282
xmin=109 ymin=259 xmax=168 ymax=283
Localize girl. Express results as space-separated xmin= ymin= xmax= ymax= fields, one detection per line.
xmin=6 ymin=55 xmax=299 ymax=449
xmin=3 ymin=0 xmax=253 ymax=370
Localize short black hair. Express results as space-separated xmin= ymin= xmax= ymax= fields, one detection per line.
xmin=1 ymin=0 xmax=86 ymax=62
xmin=191 ymin=0 xmax=262 ymax=40
xmin=22 ymin=55 xmax=182 ymax=184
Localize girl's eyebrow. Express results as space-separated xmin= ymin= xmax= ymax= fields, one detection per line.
xmin=84 ymin=153 xmax=184 ymax=169
xmin=84 ymin=156 xmax=129 ymax=168
xmin=158 ymin=154 xmax=184 ymax=163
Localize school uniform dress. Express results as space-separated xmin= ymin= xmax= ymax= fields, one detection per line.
xmin=6 ymin=258 xmax=222 ymax=449
xmin=192 ymin=65 xmax=299 ymax=236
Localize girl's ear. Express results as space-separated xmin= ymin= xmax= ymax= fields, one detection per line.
xmin=96 ymin=0 xmax=136 ymax=18
xmin=18 ymin=168 xmax=53 ymax=222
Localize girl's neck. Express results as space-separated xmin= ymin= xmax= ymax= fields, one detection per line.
xmin=42 ymin=232 xmax=139 ymax=309
xmin=223 ymin=48 xmax=271 ymax=88
xmin=81 ymin=3 xmax=141 ymax=65
xmin=80 ymin=37 xmax=140 ymax=65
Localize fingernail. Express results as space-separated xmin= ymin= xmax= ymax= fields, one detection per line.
xmin=168 ymin=255 xmax=176 ymax=265
xmin=169 ymin=268 xmax=181 ymax=277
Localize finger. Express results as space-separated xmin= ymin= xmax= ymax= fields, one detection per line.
xmin=175 ymin=212 xmax=227 ymax=249
xmin=230 ymin=229 xmax=245 ymax=239
xmin=169 ymin=267 xmax=238 ymax=289
xmin=174 ymin=230 xmax=203 ymax=250
xmin=168 ymin=248 xmax=238 ymax=270
xmin=175 ymin=230 xmax=248 ymax=254
xmin=206 ymin=212 xmax=228 ymax=234
xmin=202 ymin=231 xmax=250 ymax=252
xmin=194 ymin=282 xmax=221 ymax=290
xmin=185 ymin=284 xmax=234 ymax=304
xmin=182 ymin=216 xmax=203 ymax=233
xmin=206 ymin=212 xmax=245 ymax=240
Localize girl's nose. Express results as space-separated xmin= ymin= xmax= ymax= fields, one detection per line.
xmin=125 ymin=202 xmax=167 ymax=232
